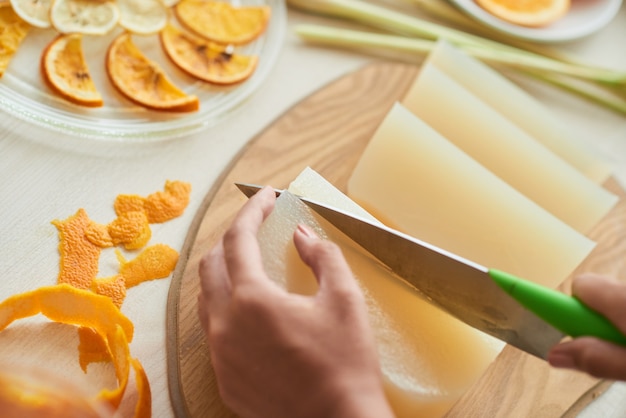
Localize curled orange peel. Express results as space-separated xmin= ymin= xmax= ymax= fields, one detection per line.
xmin=108 ymin=211 xmax=152 ymax=250
xmin=114 ymin=194 xmax=145 ymax=217
xmin=132 ymin=357 xmax=152 ymax=418
xmin=144 ymin=180 xmax=191 ymax=223
xmin=0 ymin=285 xmax=150 ymax=415
xmin=91 ymin=275 xmax=127 ymax=308
xmin=52 ymin=209 xmax=102 ymax=289
xmin=0 ymin=284 xmax=133 ymax=342
xmin=114 ymin=180 xmax=191 ymax=224
xmin=85 ymin=221 xmax=114 ymax=248
xmin=78 ymin=326 xmax=111 ymax=373
xmin=118 ymin=244 xmax=179 ymax=289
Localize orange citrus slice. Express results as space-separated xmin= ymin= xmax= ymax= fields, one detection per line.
xmin=117 ymin=0 xmax=167 ymax=35
xmin=41 ymin=34 xmax=104 ymax=107
xmin=0 ymin=2 xmax=30 ymax=77
xmin=9 ymin=0 xmax=51 ymax=27
xmin=160 ymin=24 xmax=258 ymax=85
xmin=475 ymin=0 xmax=570 ymax=27
xmin=106 ymin=32 xmax=199 ymax=112
xmin=50 ymin=0 xmax=120 ymax=35
xmin=175 ymin=0 xmax=271 ymax=45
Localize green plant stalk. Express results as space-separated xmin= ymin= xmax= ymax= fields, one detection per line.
xmin=287 ymin=0 xmax=626 ymax=85
xmin=295 ymin=24 xmax=626 ymax=115
xmin=524 ymin=71 xmax=626 ymax=115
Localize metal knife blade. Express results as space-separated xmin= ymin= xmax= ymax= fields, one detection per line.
xmin=236 ymin=183 xmax=565 ymax=359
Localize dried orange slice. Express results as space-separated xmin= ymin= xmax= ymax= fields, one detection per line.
xmin=117 ymin=0 xmax=167 ymax=35
xmin=160 ymin=24 xmax=258 ymax=85
xmin=106 ymin=32 xmax=199 ymax=112
xmin=50 ymin=0 xmax=120 ymax=35
xmin=41 ymin=34 xmax=104 ymax=107
xmin=175 ymin=0 xmax=270 ymax=45
xmin=0 ymin=2 xmax=29 ymax=77
xmin=9 ymin=0 xmax=51 ymax=27
xmin=475 ymin=0 xmax=570 ymax=27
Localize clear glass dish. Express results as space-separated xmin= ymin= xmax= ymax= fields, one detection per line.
xmin=0 ymin=0 xmax=286 ymax=143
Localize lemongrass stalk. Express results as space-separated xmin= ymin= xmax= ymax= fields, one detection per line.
xmin=523 ymin=71 xmax=626 ymax=115
xmin=295 ymin=24 xmax=626 ymax=115
xmin=288 ymin=0 xmax=626 ymax=85
xmin=296 ymin=25 xmax=620 ymax=83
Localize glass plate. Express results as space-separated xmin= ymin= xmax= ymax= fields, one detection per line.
xmin=449 ymin=0 xmax=622 ymax=43
xmin=0 ymin=0 xmax=286 ymax=142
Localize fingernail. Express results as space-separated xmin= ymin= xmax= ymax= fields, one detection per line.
xmin=297 ymin=224 xmax=318 ymax=239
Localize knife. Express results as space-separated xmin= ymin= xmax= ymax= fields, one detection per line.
xmin=236 ymin=183 xmax=626 ymax=359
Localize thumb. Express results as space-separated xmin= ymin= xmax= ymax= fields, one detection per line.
xmin=292 ymin=224 xmax=362 ymax=301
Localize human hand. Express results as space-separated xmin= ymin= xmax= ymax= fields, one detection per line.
xmin=548 ymin=273 xmax=626 ymax=380
xmin=197 ymin=186 xmax=394 ymax=418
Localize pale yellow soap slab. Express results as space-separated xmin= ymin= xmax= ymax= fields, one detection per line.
xmin=421 ymin=41 xmax=611 ymax=185
xmin=257 ymin=172 xmax=502 ymax=418
xmin=402 ymin=64 xmax=617 ymax=234
xmin=348 ymin=103 xmax=595 ymax=289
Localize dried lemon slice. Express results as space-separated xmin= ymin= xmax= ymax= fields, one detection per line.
xmin=117 ymin=0 xmax=167 ymax=35
xmin=106 ymin=32 xmax=199 ymax=112
xmin=9 ymin=0 xmax=51 ymax=27
xmin=0 ymin=2 xmax=30 ymax=77
xmin=160 ymin=0 xmax=179 ymax=8
xmin=175 ymin=0 xmax=271 ymax=45
xmin=475 ymin=0 xmax=570 ymax=27
xmin=41 ymin=34 xmax=104 ymax=107
xmin=50 ymin=0 xmax=120 ymax=35
xmin=160 ymin=24 xmax=258 ymax=85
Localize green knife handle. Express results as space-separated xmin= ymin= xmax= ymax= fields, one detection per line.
xmin=489 ymin=269 xmax=626 ymax=346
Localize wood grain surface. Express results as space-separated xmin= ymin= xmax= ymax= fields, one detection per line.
xmin=166 ymin=61 xmax=626 ymax=418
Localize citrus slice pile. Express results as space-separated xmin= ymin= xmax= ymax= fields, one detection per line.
xmin=4 ymin=0 xmax=272 ymax=110
xmin=475 ymin=0 xmax=570 ymax=27
xmin=160 ymin=24 xmax=258 ymax=85
xmin=106 ymin=32 xmax=199 ymax=112
xmin=50 ymin=0 xmax=120 ymax=35
xmin=41 ymin=34 xmax=104 ymax=108
xmin=0 ymin=2 xmax=30 ymax=77
xmin=175 ymin=0 xmax=271 ymax=45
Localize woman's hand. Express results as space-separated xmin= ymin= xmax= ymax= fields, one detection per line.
xmin=548 ymin=273 xmax=626 ymax=380
xmin=197 ymin=186 xmax=394 ymax=418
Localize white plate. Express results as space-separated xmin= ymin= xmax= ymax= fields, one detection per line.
xmin=0 ymin=0 xmax=286 ymax=143
xmin=449 ymin=0 xmax=623 ymax=42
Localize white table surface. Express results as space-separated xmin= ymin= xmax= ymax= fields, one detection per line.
xmin=1 ymin=3 xmax=625 ymax=417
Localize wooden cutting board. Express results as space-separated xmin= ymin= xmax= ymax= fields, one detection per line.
xmin=166 ymin=61 xmax=626 ymax=418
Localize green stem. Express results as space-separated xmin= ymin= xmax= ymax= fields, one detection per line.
xmin=288 ymin=0 xmax=626 ymax=85
xmin=295 ymin=24 xmax=626 ymax=115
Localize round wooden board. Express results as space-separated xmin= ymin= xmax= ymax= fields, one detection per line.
xmin=166 ymin=61 xmax=626 ymax=418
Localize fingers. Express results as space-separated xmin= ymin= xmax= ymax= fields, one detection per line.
xmin=572 ymin=273 xmax=626 ymax=334
xmin=223 ymin=186 xmax=276 ymax=288
xmin=548 ymin=337 xmax=626 ymax=380
xmin=199 ymin=241 xmax=231 ymax=318
xmin=293 ymin=223 xmax=361 ymax=301
xmin=198 ymin=186 xmax=276 ymax=327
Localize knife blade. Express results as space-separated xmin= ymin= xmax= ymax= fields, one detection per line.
xmin=236 ymin=183 xmax=626 ymax=359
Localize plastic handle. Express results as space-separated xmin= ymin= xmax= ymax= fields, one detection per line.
xmin=488 ymin=269 xmax=626 ymax=346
